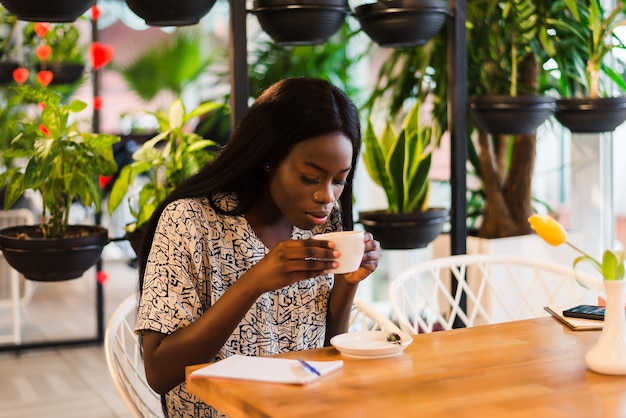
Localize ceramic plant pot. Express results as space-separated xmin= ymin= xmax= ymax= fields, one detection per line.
xmin=0 ymin=0 xmax=94 ymax=22
xmin=36 ymin=62 xmax=85 ymax=85
xmin=251 ymin=1 xmax=350 ymax=46
xmin=125 ymin=0 xmax=217 ymax=26
xmin=358 ymin=208 xmax=449 ymax=250
xmin=354 ymin=0 xmax=448 ymax=48
xmin=0 ymin=225 xmax=109 ymax=282
xmin=555 ymin=97 xmax=626 ymax=133
xmin=468 ymin=95 xmax=556 ymax=135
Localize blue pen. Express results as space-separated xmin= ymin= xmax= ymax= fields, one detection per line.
xmin=297 ymin=358 xmax=321 ymax=376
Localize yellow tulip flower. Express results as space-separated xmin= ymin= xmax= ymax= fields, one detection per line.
xmin=528 ymin=214 xmax=625 ymax=281
xmin=528 ymin=214 xmax=567 ymax=246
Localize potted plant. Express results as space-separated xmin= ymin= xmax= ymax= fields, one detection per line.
xmin=358 ymin=97 xmax=449 ymax=249
xmin=107 ymin=99 xmax=221 ymax=253
xmin=30 ymin=20 xmax=87 ymax=86
xmin=124 ymin=0 xmax=217 ymax=27
xmin=548 ymin=0 xmax=626 ymax=132
xmin=0 ymin=85 xmax=120 ymax=281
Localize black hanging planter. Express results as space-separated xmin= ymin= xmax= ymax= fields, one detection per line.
xmin=354 ymin=0 xmax=449 ymax=48
xmin=0 ymin=0 xmax=94 ymax=22
xmin=0 ymin=225 xmax=109 ymax=282
xmin=125 ymin=0 xmax=217 ymax=26
xmin=468 ymin=95 xmax=556 ymax=135
xmin=36 ymin=62 xmax=85 ymax=85
xmin=251 ymin=0 xmax=350 ymax=46
xmin=358 ymin=208 xmax=449 ymax=250
xmin=555 ymin=97 xmax=626 ymax=133
xmin=0 ymin=60 xmax=18 ymax=84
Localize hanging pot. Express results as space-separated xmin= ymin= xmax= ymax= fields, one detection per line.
xmin=0 ymin=0 xmax=94 ymax=22
xmin=36 ymin=62 xmax=85 ymax=85
xmin=0 ymin=225 xmax=109 ymax=282
xmin=354 ymin=0 xmax=448 ymax=48
xmin=0 ymin=60 xmax=18 ymax=84
xmin=358 ymin=208 xmax=449 ymax=250
xmin=124 ymin=0 xmax=217 ymax=26
xmin=555 ymin=97 xmax=626 ymax=133
xmin=468 ymin=95 xmax=556 ymax=135
xmin=251 ymin=1 xmax=350 ymax=46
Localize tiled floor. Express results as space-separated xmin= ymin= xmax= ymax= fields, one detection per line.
xmin=0 ymin=255 xmax=139 ymax=418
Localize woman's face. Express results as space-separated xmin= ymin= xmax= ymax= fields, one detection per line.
xmin=269 ymin=132 xmax=354 ymax=230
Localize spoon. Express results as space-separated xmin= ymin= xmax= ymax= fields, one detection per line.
xmin=386 ymin=332 xmax=402 ymax=345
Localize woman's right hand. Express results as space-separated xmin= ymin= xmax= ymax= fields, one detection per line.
xmin=247 ymin=239 xmax=340 ymax=292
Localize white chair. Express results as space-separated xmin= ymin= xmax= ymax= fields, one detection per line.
xmin=104 ymin=293 xmax=165 ymax=418
xmin=389 ymin=254 xmax=601 ymax=334
xmin=349 ymin=297 xmax=402 ymax=334
xmin=0 ymin=208 xmax=36 ymax=345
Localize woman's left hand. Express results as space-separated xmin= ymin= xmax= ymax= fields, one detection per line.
xmin=339 ymin=232 xmax=381 ymax=284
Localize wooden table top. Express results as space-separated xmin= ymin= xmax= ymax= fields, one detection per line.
xmin=186 ymin=317 xmax=626 ymax=418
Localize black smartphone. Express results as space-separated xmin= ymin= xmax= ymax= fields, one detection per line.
xmin=562 ymin=305 xmax=606 ymax=321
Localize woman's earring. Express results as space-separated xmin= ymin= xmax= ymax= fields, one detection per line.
xmin=264 ymin=163 xmax=271 ymax=171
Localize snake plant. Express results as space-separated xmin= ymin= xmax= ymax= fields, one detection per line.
xmin=362 ymin=99 xmax=441 ymax=214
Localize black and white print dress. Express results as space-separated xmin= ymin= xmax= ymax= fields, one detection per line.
xmin=135 ymin=193 xmax=341 ymax=417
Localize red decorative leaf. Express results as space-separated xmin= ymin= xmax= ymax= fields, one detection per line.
xmin=89 ymin=42 xmax=114 ymax=70
xmin=39 ymin=124 xmax=50 ymax=137
xmin=91 ymin=5 xmax=101 ymax=21
xmin=34 ymin=22 xmax=50 ymax=38
xmin=36 ymin=70 xmax=54 ymax=86
xmin=36 ymin=45 xmax=52 ymax=61
xmin=94 ymin=96 xmax=103 ymax=110
xmin=12 ymin=68 xmax=29 ymax=84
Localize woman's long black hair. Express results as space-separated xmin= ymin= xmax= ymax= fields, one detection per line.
xmin=137 ymin=77 xmax=362 ymax=292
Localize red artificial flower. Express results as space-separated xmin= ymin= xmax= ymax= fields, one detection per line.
xmin=88 ymin=42 xmax=114 ymax=70
xmin=34 ymin=22 xmax=50 ymax=38
xmin=36 ymin=45 xmax=52 ymax=61
xmin=39 ymin=124 xmax=50 ymax=137
xmin=97 ymin=270 xmax=108 ymax=285
xmin=93 ymin=96 xmax=103 ymax=110
xmin=99 ymin=174 xmax=113 ymax=189
xmin=12 ymin=68 xmax=29 ymax=84
xmin=36 ymin=70 xmax=54 ymax=86
xmin=91 ymin=5 xmax=101 ymax=21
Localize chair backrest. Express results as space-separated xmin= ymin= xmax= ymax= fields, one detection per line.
xmin=349 ymin=297 xmax=403 ymax=334
xmin=389 ymin=254 xmax=601 ymax=334
xmin=0 ymin=208 xmax=36 ymax=305
xmin=104 ymin=293 xmax=165 ymax=418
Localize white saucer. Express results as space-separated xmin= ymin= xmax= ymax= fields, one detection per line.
xmin=330 ymin=331 xmax=413 ymax=359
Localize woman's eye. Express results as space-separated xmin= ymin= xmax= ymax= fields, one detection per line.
xmin=301 ymin=175 xmax=319 ymax=185
xmin=333 ymin=179 xmax=347 ymax=187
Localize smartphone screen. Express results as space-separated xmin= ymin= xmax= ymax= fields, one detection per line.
xmin=562 ymin=305 xmax=606 ymax=321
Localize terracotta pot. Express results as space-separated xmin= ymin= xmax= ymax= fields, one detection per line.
xmin=468 ymin=95 xmax=556 ymax=135
xmin=555 ymin=97 xmax=626 ymax=133
xmin=0 ymin=225 xmax=109 ymax=282
xmin=0 ymin=0 xmax=94 ymax=22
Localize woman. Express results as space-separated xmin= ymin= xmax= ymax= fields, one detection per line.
xmin=135 ymin=78 xmax=381 ymax=417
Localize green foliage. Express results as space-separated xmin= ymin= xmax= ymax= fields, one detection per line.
xmin=28 ymin=21 xmax=85 ymax=63
xmin=362 ymin=99 xmax=441 ymax=213
xmin=0 ymin=85 xmax=119 ymax=238
xmin=116 ymin=29 xmax=225 ymax=102
xmin=107 ymin=99 xmax=221 ymax=232
xmin=248 ymin=23 xmax=366 ymax=101
xmin=546 ymin=0 xmax=626 ymax=98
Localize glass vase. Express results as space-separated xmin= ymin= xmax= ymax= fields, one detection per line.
xmin=584 ymin=280 xmax=626 ymax=375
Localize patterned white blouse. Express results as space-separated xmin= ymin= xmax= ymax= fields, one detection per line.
xmin=135 ymin=193 xmax=341 ymax=417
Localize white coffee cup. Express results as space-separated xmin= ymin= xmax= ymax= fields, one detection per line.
xmin=313 ymin=230 xmax=365 ymax=274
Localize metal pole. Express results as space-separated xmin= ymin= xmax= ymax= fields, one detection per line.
xmin=229 ymin=0 xmax=249 ymax=127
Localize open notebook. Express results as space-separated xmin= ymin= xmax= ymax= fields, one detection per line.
xmin=544 ymin=305 xmax=603 ymax=331
xmin=190 ymin=355 xmax=344 ymax=385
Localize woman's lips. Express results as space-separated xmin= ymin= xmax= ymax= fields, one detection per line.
xmin=307 ymin=212 xmax=329 ymax=225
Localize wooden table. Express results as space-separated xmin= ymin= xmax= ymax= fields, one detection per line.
xmin=186 ymin=317 xmax=626 ymax=418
